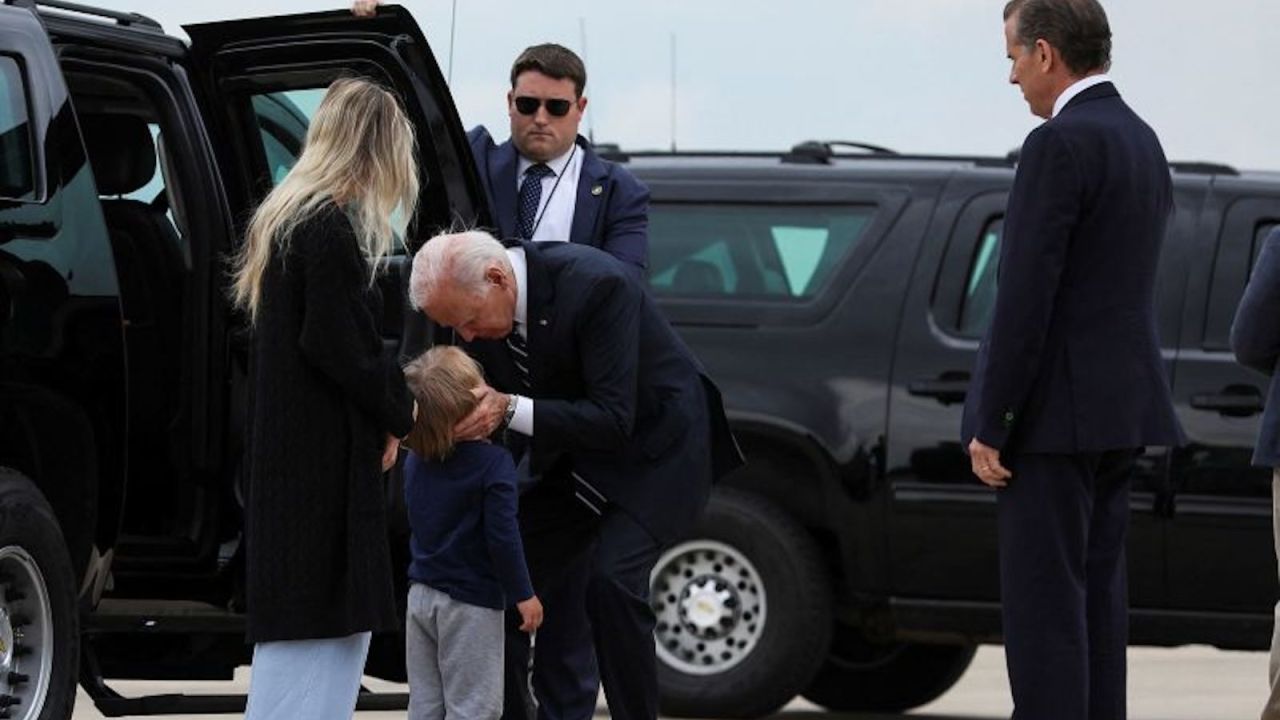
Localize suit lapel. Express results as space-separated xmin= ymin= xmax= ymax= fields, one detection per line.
xmin=489 ymin=141 xmax=520 ymax=242
xmin=570 ymin=139 xmax=608 ymax=247
xmin=520 ymin=241 xmax=556 ymax=391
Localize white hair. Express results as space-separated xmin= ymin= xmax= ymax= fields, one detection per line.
xmin=409 ymin=230 xmax=512 ymax=311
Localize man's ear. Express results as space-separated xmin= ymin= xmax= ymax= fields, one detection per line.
xmin=1035 ymin=39 xmax=1054 ymax=72
xmin=485 ymin=265 xmax=507 ymax=287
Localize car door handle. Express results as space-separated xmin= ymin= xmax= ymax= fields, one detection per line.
xmin=908 ymin=372 xmax=970 ymax=405
xmin=1190 ymin=385 xmax=1264 ymax=417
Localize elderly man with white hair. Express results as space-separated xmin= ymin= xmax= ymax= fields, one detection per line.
xmin=408 ymin=230 xmax=740 ymax=720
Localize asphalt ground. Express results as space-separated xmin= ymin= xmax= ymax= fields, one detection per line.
xmin=68 ymin=645 xmax=1268 ymax=719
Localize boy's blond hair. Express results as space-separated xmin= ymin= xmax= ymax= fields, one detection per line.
xmin=402 ymin=346 xmax=485 ymax=460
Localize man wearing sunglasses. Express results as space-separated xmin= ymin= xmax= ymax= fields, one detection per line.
xmin=466 ymin=43 xmax=649 ymax=282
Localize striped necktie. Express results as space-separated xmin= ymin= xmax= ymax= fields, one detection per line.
xmin=506 ymin=323 xmax=532 ymax=391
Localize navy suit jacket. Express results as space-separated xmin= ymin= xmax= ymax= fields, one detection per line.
xmin=1231 ymin=227 xmax=1280 ymax=467
xmin=466 ymin=241 xmax=742 ymax=542
xmin=961 ymin=82 xmax=1184 ymax=454
xmin=467 ymin=126 xmax=650 ymax=281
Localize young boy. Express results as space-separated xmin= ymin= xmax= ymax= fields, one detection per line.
xmin=401 ymin=346 xmax=543 ymax=720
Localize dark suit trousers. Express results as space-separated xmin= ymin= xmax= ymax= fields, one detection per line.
xmin=502 ymin=485 xmax=663 ymax=720
xmin=998 ymin=450 xmax=1138 ymax=720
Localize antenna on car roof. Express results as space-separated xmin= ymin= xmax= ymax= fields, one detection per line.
xmin=669 ymin=33 xmax=678 ymax=152
xmin=446 ymin=0 xmax=458 ymax=84
xmin=580 ymin=17 xmax=595 ymax=144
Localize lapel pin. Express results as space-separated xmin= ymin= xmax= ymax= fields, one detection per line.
xmin=539 ymin=319 xmax=549 ymax=326
xmin=591 ymin=185 xmax=603 ymax=196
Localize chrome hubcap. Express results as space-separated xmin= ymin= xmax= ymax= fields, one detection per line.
xmin=650 ymin=540 xmax=767 ymax=675
xmin=0 ymin=547 xmax=53 ymax=720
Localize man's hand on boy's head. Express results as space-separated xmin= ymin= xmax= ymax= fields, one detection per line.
xmin=452 ymin=383 xmax=509 ymax=441
xmin=517 ymin=596 xmax=543 ymax=633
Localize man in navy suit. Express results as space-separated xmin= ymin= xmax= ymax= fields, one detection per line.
xmin=465 ymin=43 xmax=652 ymax=720
xmin=408 ymin=231 xmax=741 ymax=720
xmin=962 ymin=2 xmax=1183 ymax=718
xmin=1231 ymin=225 xmax=1280 ymax=720
xmin=468 ymin=43 xmax=649 ymax=279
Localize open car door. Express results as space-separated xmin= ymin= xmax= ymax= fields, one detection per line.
xmin=186 ymin=5 xmax=488 ymax=248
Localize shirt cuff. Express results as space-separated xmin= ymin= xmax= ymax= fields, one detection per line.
xmin=508 ymin=395 xmax=533 ymax=436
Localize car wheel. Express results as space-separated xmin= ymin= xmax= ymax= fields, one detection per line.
xmin=801 ymin=620 xmax=976 ymax=712
xmin=0 ymin=469 xmax=78 ymax=720
xmin=653 ymin=488 xmax=831 ymax=718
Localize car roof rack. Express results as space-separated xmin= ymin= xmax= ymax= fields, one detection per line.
xmin=783 ymin=140 xmax=898 ymax=165
xmin=9 ymin=0 xmax=162 ymax=30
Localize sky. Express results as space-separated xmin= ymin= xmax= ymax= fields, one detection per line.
xmin=87 ymin=0 xmax=1280 ymax=171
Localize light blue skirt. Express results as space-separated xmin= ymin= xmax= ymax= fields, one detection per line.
xmin=244 ymin=632 xmax=372 ymax=720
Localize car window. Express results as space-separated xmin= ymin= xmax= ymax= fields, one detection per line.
xmin=251 ymin=88 xmax=322 ymax=184
xmin=648 ymin=204 xmax=874 ymax=300
xmin=0 ymin=55 xmax=35 ymax=201
xmin=957 ymin=218 xmax=1004 ymax=338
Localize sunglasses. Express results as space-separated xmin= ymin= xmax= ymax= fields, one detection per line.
xmin=513 ymin=96 xmax=574 ymax=117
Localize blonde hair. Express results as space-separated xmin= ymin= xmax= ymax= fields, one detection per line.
xmin=402 ymin=346 xmax=486 ymax=460
xmin=231 ymin=77 xmax=420 ymax=322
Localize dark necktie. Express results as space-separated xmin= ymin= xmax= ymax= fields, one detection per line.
xmin=516 ymin=164 xmax=554 ymax=240
xmin=506 ymin=322 xmax=605 ymax=516
xmin=506 ymin=323 xmax=532 ymax=392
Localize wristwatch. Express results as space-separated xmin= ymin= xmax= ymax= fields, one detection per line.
xmin=499 ymin=394 xmax=518 ymax=430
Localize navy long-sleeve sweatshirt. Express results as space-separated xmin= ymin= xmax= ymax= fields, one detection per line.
xmin=404 ymin=441 xmax=533 ymax=609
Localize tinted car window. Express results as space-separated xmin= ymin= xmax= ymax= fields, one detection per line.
xmin=0 ymin=55 xmax=34 ymax=200
xmin=648 ymin=204 xmax=874 ymax=299
xmin=251 ymin=88 xmax=322 ymax=184
xmin=957 ymin=218 xmax=1003 ymax=338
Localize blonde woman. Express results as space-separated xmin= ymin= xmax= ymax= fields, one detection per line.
xmin=230 ymin=77 xmax=416 ymax=720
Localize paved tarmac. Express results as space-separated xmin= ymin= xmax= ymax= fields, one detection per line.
xmin=70 ymin=645 xmax=1268 ymax=719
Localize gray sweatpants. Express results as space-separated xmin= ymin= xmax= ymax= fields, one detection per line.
xmin=406 ymin=583 xmax=506 ymax=720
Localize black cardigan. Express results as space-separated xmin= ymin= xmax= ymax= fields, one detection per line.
xmin=242 ymin=202 xmax=412 ymax=643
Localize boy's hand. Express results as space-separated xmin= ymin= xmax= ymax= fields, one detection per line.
xmin=381 ymin=434 xmax=400 ymax=472
xmin=352 ymin=0 xmax=379 ymax=17
xmin=516 ymin=596 xmax=543 ymax=633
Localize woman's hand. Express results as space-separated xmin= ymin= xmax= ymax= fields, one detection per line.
xmin=382 ymin=434 xmax=400 ymax=471
xmin=453 ymin=385 xmax=510 ymax=441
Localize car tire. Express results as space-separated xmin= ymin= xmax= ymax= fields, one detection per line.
xmin=654 ymin=487 xmax=831 ymax=719
xmin=0 ymin=468 xmax=79 ymax=720
xmin=801 ymin=620 xmax=976 ymax=712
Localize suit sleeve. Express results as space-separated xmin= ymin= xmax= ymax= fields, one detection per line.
xmin=1232 ymin=227 xmax=1280 ymax=375
xmin=296 ymin=210 xmax=413 ymax=438
xmin=534 ymin=271 xmax=641 ymax=452
xmin=599 ymin=169 xmax=651 ymax=282
xmin=482 ymin=449 xmax=535 ymax=604
xmin=974 ymin=125 xmax=1081 ymax=449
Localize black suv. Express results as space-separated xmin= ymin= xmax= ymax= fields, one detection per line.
xmin=625 ymin=142 xmax=1280 ymax=716
xmin=0 ymin=2 xmax=483 ymax=717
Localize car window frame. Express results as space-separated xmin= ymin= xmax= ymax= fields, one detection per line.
xmin=1202 ymin=196 xmax=1280 ymax=351
xmin=930 ymin=190 xmax=1009 ymax=341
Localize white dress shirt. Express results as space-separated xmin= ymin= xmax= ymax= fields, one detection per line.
xmin=505 ymin=248 xmax=534 ymax=435
xmin=517 ymin=142 xmax=583 ymax=243
xmin=1052 ymin=73 xmax=1111 ymax=118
